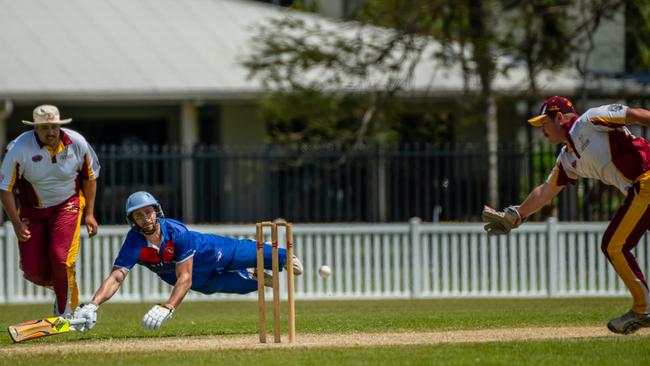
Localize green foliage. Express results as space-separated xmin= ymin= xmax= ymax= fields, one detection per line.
xmin=392 ymin=109 xmax=455 ymax=143
xmin=528 ymin=142 xmax=557 ymax=182
xmin=499 ymin=1 xmax=574 ymax=78
xmin=243 ymin=1 xmax=629 ymax=145
xmin=260 ymin=90 xmax=403 ymax=144
xmin=357 ymin=0 xmax=444 ymax=36
xmin=626 ymin=1 xmax=650 ymax=72
xmin=287 ymin=0 xmax=319 ymax=13
xmin=243 ymin=3 xmax=434 ymax=145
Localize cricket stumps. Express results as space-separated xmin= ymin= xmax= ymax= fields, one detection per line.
xmin=255 ymin=221 xmax=296 ymax=344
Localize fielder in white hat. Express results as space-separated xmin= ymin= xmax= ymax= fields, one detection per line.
xmin=0 ymin=104 xmax=101 ymax=322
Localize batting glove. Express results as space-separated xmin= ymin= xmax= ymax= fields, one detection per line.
xmin=72 ymin=303 xmax=98 ymax=333
xmin=481 ymin=205 xmax=523 ymax=236
xmin=142 ymin=304 xmax=175 ymax=330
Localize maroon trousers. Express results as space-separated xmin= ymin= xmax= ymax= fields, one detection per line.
xmin=601 ymin=179 xmax=650 ymax=314
xmin=18 ymin=194 xmax=84 ymax=316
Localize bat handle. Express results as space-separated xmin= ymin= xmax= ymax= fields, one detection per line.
xmin=68 ymin=318 xmax=88 ymax=326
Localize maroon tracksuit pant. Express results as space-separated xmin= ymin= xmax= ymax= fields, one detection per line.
xmin=18 ymin=194 xmax=84 ymax=316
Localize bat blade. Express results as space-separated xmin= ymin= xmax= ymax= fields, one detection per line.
xmin=7 ymin=316 xmax=83 ymax=343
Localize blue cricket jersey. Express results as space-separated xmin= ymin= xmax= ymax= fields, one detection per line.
xmin=113 ymin=218 xmax=240 ymax=290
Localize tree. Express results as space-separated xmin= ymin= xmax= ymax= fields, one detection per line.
xmin=243 ymin=0 xmax=628 ymax=206
xmin=499 ymin=0 xmax=625 ymax=199
xmin=625 ymin=1 xmax=650 ymax=74
xmin=244 ymin=3 xmax=432 ymax=145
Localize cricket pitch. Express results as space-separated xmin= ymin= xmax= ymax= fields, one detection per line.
xmin=1 ymin=326 xmax=649 ymax=355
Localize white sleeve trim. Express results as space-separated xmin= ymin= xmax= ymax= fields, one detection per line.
xmin=176 ymin=251 xmax=195 ymax=264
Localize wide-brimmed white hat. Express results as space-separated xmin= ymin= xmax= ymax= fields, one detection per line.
xmin=22 ymin=105 xmax=72 ymax=126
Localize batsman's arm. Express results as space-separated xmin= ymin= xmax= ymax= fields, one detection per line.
xmin=82 ymin=179 xmax=98 ymax=237
xmin=90 ymin=267 xmax=129 ymax=306
xmin=164 ymin=257 xmax=194 ymax=309
xmin=517 ymin=182 xmax=564 ymax=219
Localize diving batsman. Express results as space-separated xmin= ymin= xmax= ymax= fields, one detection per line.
xmin=73 ymin=191 xmax=302 ymax=332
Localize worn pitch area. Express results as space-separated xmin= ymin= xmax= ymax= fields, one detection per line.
xmin=2 ymin=326 xmax=649 ymax=355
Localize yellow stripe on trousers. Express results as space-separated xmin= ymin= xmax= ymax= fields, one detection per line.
xmin=606 ymin=180 xmax=650 ymax=314
xmin=65 ymin=195 xmax=86 ymax=312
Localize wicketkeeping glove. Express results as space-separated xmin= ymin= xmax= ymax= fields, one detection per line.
xmin=481 ymin=205 xmax=523 ymax=236
xmin=142 ymin=304 xmax=174 ymax=330
xmin=72 ymin=303 xmax=98 ymax=333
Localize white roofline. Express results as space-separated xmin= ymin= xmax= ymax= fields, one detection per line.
xmin=0 ymin=0 xmax=645 ymax=102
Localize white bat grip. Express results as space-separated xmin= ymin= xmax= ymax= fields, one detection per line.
xmin=68 ymin=318 xmax=88 ymax=325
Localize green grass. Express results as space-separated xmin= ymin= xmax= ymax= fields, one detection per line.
xmin=4 ymin=338 xmax=649 ymax=366
xmin=1 ymin=298 xmax=649 ymax=365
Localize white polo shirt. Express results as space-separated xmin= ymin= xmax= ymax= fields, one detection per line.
xmin=547 ymin=104 xmax=650 ymax=194
xmin=0 ymin=128 xmax=100 ymax=208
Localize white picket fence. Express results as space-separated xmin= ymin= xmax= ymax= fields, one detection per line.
xmin=0 ymin=218 xmax=648 ymax=304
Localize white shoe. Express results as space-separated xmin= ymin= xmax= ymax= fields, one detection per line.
xmin=607 ymin=310 xmax=650 ymax=334
xmin=249 ymin=269 xmax=274 ymax=287
xmin=285 ymin=254 xmax=303 ymax=275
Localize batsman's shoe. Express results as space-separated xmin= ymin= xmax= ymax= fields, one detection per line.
xmin=250 ymin=269 xmax=274 ymax=287
xmin=285 ymin=254 xmax=304 ymax=276
xmin=607 ymin=310 xmax=650 ymax=334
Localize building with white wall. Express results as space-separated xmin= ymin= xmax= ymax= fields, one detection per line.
xmin=0 ymin=0 xmax=644 ymax=149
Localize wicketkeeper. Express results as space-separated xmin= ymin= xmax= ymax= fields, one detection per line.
xmin=482 ymin=96 xmax=650 ymax=335
xmin=73 ymin=191 xmax=302 ymax=332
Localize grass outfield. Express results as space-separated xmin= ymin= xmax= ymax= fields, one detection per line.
xmin=1 ymin=298 xmax=649 ymax=365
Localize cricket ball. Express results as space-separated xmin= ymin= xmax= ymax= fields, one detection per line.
xmin=318 ymin=265 xmax=331 ymax=278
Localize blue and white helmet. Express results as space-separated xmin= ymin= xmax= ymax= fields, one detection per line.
xmin=125 ymin=191 xmax=164 ymax=230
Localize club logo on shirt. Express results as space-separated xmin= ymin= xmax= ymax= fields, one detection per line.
xmin=608 ymin=104 xmax=623 ymax=112
xmin=31 ymin=155 xmax=43 ymax=162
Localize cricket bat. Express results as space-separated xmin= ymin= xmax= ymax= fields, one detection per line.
xmin=7 ymin=316 xmax=86 ymax=343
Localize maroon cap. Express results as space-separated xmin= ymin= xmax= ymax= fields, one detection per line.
xmin=528 ymin=96 xmax=576 ymax=127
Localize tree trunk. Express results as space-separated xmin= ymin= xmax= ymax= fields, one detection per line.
xmin=469 ymin=0 xmax=498 ymax=206
xmin=486 ymin=94 xmax=499 ymax=207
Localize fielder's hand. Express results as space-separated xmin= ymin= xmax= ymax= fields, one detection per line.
xmin=481 ymin=205 xmax=523 ymax=236
xmin=72 ymin=303 xmax=98 ymax=333
xmin=85 ymin=214 xmax=98 ymax=237
xmin=142 ymin=304 xmax=174 ymax=330
xmin=12 ymin=219 xmax=31 ymax=242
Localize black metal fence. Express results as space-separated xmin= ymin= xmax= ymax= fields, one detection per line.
xmin=94 ymin=143 xmax=623 ymax=224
